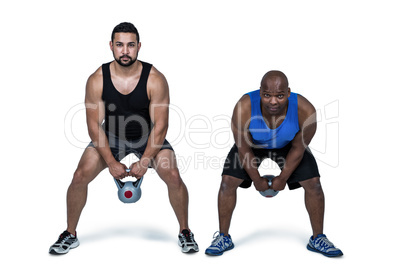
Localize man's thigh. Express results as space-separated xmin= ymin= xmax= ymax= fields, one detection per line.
xmin=151 ymin=149 xmax=180 ymax=182
xmin=75 ymin=146 xmax=108 ymax=183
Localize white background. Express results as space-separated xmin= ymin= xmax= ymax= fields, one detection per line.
xmin=1 ymin=0 xmax=401 ymax=267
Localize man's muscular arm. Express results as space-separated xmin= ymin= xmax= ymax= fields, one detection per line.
xmin=232 ymin=95 xmax=269 ymax=192
xmin=271 ymin=95 xmax=317 ymax=191
xmin=129 ymin=67 xmax=169 ymax=178
xmin=85 ymin=68 xmax=128 ymax=179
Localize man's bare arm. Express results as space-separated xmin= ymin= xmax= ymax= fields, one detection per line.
xmin=85 ymin=68 xmax=128 ymax=179
xmin=232 ymin=95 xmax=269 ymax=192
xmin=129 ymin=67 xmax=169 ymax=178
xmin=271 ymin=95 xmax=317 ymax=190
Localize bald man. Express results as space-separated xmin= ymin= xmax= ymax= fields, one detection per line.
xmin=205 ymin=71 xmax=343 ymax=257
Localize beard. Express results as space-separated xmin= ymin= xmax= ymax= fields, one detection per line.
xmin=115 ymin=55 xmax=137 ymax=67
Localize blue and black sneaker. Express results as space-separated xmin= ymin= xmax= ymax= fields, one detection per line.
xmin=205 ymin=232 xmax=234 ymax=256
xmin=307 ymin=234 xmax=343 ymax=257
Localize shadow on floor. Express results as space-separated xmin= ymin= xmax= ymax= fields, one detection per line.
xmin=79 ymin=225 xmax=174 ymax=244
xmin=234 ymin=228 xmax=309 ymax=247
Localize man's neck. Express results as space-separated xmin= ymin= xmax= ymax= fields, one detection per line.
xmin=111 ymin=60 xmax=141 ymax=77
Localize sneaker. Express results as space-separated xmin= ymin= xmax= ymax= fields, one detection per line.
xmin=178 ymin=229 xmax=199 ymax=253
xmin=49 ymin=231 xmax=80 ymax=255
xmin=307 ymin=234 xmax=343 ymax=257
xmin=205 ymin=232 xmax=234 ymax=256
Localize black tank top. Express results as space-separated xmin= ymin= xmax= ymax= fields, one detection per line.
xmin=102 ymin=61 xmax=153 ymax=140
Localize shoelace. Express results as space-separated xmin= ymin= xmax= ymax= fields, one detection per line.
xmin=210 ymin=231 xmax=224 ymax=246
xmin=55 ymin=231 xmax=73 ymax=244
xmin=180 ymin=231 xmax=196 ymax=246
xmin=184 ymin=232 xmax=194 ymax=243
xmin=315 ymin=236 xmax=334 ymax=249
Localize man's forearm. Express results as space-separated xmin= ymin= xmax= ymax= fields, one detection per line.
xmin=237 ymin=145 xmax=261 ymax=181
xmin=140 ymin=124 xmax=168 ymax=165
xmin=88 ymin=124 xmax=116 ymax=165
xmin=279 ymin=146 xmax=305 ymax=180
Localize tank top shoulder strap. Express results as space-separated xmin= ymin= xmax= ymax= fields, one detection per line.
xmin=137 ymin=61 xmax=153 ymax=88
xmin=101 ymin=61 xmax=113 ymax=100
xmin=287 ymin=92 xmax=299 ymax=123
xmin=246 ymin=89 xmax=262 ymax=118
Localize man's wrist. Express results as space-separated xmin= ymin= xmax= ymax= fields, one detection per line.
xmin=140 ymin=157 xmax=152 ymax=168
xmin=277 ymin=173 xmax=289 ymax=182
xmin=106 ymin=159 xmax=118 ymax=167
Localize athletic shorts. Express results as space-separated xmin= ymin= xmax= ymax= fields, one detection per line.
xmin=222 ymin=143 xmax=320 ymax=190
xmin=87 ymin=131 xmax=174 ymax=163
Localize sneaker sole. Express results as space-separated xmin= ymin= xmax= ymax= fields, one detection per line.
xmin=178 ymin=240 xmax=199 ymax=253
xmin=182 ymin=247 xmax=199 ymax=253
xmin=49 ymin=240 xmax=80 ymax=255
xmin=307 ymin=244 xmax=343 ymax=257
xmin=205 ymin=243 xmax=235 ymax=256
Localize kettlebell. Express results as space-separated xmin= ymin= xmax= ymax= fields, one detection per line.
xmin=259 ymin=175 xmax=279 ymax=198
xmin=114 ymin=169 xmax=143 ymax=203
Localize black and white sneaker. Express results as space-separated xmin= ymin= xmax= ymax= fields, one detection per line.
xmin=178 ymin=229 xmax=199 ymax=253
xmin=49 ymin=231 xmax=80 ymax=255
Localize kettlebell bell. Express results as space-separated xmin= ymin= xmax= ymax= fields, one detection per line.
xmin=114 ymin=169 xmax=143 ymax=203
xmin=259 ymin=175 xmax=279 ymax=198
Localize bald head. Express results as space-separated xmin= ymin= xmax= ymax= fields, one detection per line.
xmin=259 ymin=70 xmax=291 ymax=115
xmin=260 ymin=70 xmax=289 ymax=89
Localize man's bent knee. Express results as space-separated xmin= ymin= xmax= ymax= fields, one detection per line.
xmin=300 ymin=177 xmax=323 ymax=193
xmin=161 ymin=168 xmax=183 ymax=189
xmin=71 ymin=168 xmax=95 ymax=187
xmin=220 ymin=175 xmax=242 ymax=193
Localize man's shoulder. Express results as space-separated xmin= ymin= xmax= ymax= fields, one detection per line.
xmin=297 ymin=94 xmax=316 ymax=119
xmin=147 ymin=65 xmax=168 ymax=91
xmin=89 ymin=65 xmax=103 ymax=79
xmin=86 ymin=66 xmax=103 ymax=91
xmin=148 ymin=64 xmax=165 ymax=81
xmin=233 ymin=94 xmax=251 ymax=120
xmin=238 ymin=93 xmax=251 ymax=106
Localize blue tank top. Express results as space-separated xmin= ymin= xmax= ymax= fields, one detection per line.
xmin=247 ymin=90 xmax=300 ymax=149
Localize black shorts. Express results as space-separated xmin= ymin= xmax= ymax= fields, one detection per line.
xmin=222 ymin=143 xmax=320 ymax=190
xmin=87 ymin=131 xmax=174 ymax=163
